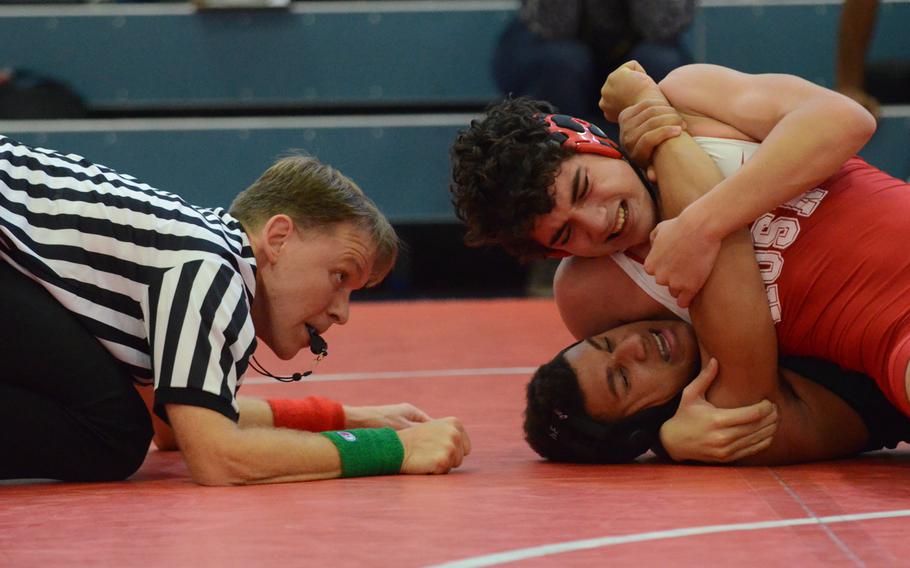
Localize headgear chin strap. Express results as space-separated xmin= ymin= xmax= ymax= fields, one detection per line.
xmin=538 ymin=113 xmax=623 ymax=159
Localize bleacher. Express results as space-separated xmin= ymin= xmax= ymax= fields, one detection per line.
xmin=0 ymin=0 xmax=908 ymax=296
xmin=0 ymin=1 xmax=519 ymax=223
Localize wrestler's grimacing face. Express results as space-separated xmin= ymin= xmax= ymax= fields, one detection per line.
xmin=565 ymin=320 xmax=698 ymax=421
xmin=531 ymin=153 xmax=657 ymax=257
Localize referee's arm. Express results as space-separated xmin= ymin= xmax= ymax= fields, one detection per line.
xmin=167 ymin=403 xmax=343 ymax=485
xmin=165 ymin=402 xmax=471 ymax=485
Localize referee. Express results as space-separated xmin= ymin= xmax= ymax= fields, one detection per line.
xmin=0 ymin=135 xmax=470 ymax=484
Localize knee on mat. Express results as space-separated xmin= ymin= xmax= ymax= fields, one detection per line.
xmin=72 ymin=413 xmax=154 ymax=483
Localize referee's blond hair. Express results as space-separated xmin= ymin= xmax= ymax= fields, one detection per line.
xmin=231 ymin=154 xmax=399 ymax=287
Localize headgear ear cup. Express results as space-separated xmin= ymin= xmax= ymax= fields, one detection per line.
xmin=534 ymin=113 xmax=626 ymax=257
xmin=538 ymin=111 xmax=659 ymax=219
xmin=539 ymin=114 xmax=623 ymax=159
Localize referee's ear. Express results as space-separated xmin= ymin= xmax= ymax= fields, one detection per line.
xmin=259 ymin=214 xmax=295 ymax=264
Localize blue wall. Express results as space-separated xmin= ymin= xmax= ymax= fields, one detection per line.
xmin=1 ymin=0 xmax=908 ymax=222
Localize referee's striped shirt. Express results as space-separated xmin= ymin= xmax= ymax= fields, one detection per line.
xmin=0 ymin=135 xmax=258 ymax=422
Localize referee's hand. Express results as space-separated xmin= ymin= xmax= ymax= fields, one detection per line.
xmin=397 ymin=418 xmax=472 ymax=475
xmin=343 ymin=402 xmax=432 ymax=430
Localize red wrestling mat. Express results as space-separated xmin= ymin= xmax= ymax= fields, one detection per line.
xmin=2 ymin=298 xmax=910 ymax=567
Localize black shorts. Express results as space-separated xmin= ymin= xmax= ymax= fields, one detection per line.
xmin=0 ymin=261 xmax=152 ymax=482
xmin=780 ymin=355 xmax=910 ymax=452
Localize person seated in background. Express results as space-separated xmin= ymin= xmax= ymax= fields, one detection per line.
xmin=494 ymin=0 xmax=696 ymax=127
xmin=835 ymin=0 xmax=881 ymax=118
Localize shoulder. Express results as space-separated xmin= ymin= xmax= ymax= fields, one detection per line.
xmin=554 ymin=255 xmax=669 ymax=338
xmin=156 ymin=257 xmax=251 ymax=305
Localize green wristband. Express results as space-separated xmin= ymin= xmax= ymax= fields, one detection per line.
xmin=320 ymin=428 xmax=405 ymax=478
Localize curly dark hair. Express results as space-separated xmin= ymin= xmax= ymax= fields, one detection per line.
xmin=449 ymin=97 xmax=574 ymax=261
xmin=524 ymin=347 xmax=686 ymax=464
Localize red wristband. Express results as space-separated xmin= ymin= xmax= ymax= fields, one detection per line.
xmin=267 ymin=396 xmax=345 ymax=432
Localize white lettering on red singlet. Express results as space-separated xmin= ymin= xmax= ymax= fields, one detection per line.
xmin=766 ymin=283 xmax=781 ymax=323
xmin=781 ymin=188 xmax=828 ymax=217
xmin=749 ymin=188 xmax=827 ymax=323
xmin=752 ymin=215 xmax=800 ymax=248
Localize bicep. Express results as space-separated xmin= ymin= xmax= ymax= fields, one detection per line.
xmin=736 ymin=370 xmax=868 ymax=465
xmin=660 ymin=64 xmax=844 ymax=141
xmin=690 ymin=231 xmax=780 ymax=405
xmin=147 ymin=261 xmax=254 ymax=420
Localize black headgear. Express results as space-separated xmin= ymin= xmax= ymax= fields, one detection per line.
xmin=525 ymin=347 xmax=682 ymax=463
xmin=543 ymin=395 xmax=683 ymax=463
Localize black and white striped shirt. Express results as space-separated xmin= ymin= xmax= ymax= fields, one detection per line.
xmin=0 ymin=135 xmax=258 ymax=422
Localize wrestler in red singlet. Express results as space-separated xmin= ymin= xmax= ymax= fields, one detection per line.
xmin=752 ymin=157 xmax=910 ymax=416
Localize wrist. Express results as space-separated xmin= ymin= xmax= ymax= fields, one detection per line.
xmin=656 ymin=424 xmax=681 ymax=462
xmin=320 ymin=428 xmax=405 ymax=477
xmin=680 ymin=195 xmax=726 ymax=244
xmin=342 ymin=405 xmax=373 ymax=429
xmin=268 ymin=397 xmax=345 ymax=432
xmin=342 ymin=405 xmax=355 ymax=428
xmin=632 ymin=87 xmax=669 ymax=107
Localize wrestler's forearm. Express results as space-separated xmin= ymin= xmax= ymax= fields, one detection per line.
xmin=688 ymin=229 xmax=780 ymax=406
xmin=650 ymin=131 xmax=726 ymax=218
xmin=649 ymin=123 xmax=780 ymax=403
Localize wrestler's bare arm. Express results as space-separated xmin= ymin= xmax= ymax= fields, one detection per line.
xmin=626 ymin=64 xmax=876 ymax=307
xmin=659 ymin=63 xmax=876 ymax=238
xmin=649 ymin=122 xmax=867 ymax=465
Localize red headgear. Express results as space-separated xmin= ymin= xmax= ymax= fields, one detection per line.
xmin=538 ymin=114 xmax=623 ymax=159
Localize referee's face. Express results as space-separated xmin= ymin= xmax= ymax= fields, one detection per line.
xmin=252 ymin=218 xmax=376 ymax=359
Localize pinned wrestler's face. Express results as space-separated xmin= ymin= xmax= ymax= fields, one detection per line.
xmin=530 ymin=153 xmax=657 ymax=257
xmin=251 ymin=218 xmax=375 ymax=360
xmin=565 ymin=320 xmax=698 ymax=421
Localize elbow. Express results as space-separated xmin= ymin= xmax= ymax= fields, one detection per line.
xmin=185 ymin=456 xmax=249 ymax=487
xmin=848 ymin=99 xmax=877 ymax=144
xmin=189 ymin=472 xmax=235 ymax=487
xmin=166 ymin=404 xmax=263 ymax=485
xmin=837 ymin=95 xmax=877 ymax=152
xmin=181 ymin=441 xmax=254 ymax=487
xmin=856 ymin=105 xmax=877 ymax=144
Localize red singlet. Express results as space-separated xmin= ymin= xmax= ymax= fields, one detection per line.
xmin=753 ymin=157 xmax=910 ymax=416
